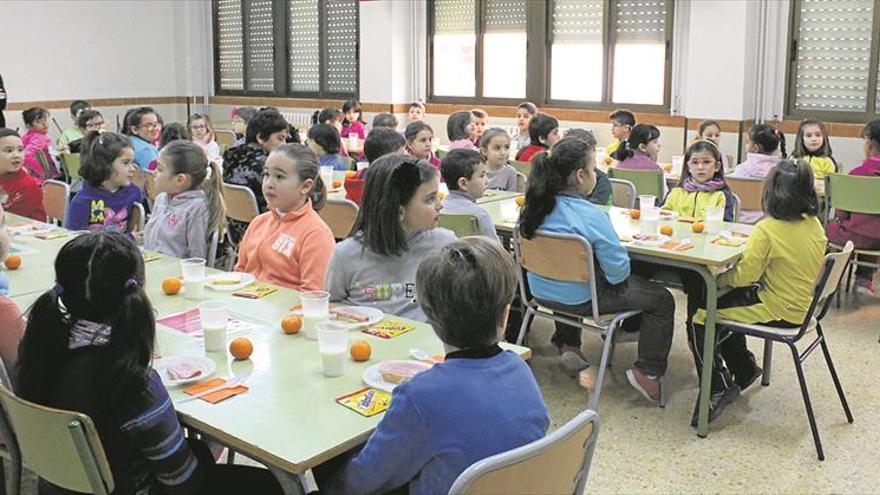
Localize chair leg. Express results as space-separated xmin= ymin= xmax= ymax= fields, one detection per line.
xmin=588 ymin=324 xmax=617 ymax=412
xmin=761 ymin=339 xmax=772 ymax=386
xmin=789 ymin=343 xmax=824 ymax=461
xmin=516 ymin=308 xmax=534 ymax=346
xmin=607 ymin=339 xmax=617 ymax=368
xmin=227 ymin=449 xmax=237 ymax=465
xmin=818 ymin=330 xmax=854 ymax=423
xmin=7 ymin=448 xmax=21 ymax=495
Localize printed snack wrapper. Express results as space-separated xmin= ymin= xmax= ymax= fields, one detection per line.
xmin=233 ymin=282 xmax=278 ymax=299
xmin=336 ymin=387 xmax=392 ymax=417
xmin=362 ymin=320 xmax=415 ymax=340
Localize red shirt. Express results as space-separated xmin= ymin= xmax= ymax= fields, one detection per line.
xmin=516 ymin=144 xmax=548 ymax=163
xmin=0 ymin=169 xmax=46 ymax=221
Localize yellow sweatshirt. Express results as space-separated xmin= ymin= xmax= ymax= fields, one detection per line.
xmin=792 ymin=155 xmax=836 ymax=180
xmin=661 ymin=188 xmax=728 ymax=221
xmin=604 ymin=140 xmax=621 ymax=157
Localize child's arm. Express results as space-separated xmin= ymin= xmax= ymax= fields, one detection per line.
xmin=588 ymin=172 xmax=612 ymax=206
xmin=233 ymin=223 xmax=254 ymax=272
xmin=65 ymin=196 xmax=89 ymax=230
xmin=718 ymin=223 xmax=771 ymax=288
xmin=591 ymin=215 xmax=631 ymax=285
xmin=324 ymin=247 xmax=351 ymax=302
xmin=297 ymin=230 xmax=336 ymax=292
xmin=476 ymin=208 xmax=501 ymax=243
xmin=185 ymin=203 xmax=209 ymax=259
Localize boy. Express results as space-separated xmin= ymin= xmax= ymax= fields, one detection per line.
xmin=371 ymin=113 xmax=398 ymax=130
xmin=515 ymin=113 xmax=560 ymax=162
xmin=0 ymin=128 xmax=46 ymax=220
xmin=440 ymin=149 xmax=499 ymax=243
xmin=57 ymin=99 xmax=91 ymax=151
xmin=470 ymin=108 xmax=488 ymax=144
xmin=345 ymin=128 xmax=406 ymax=204
xmin=606 ymin=109 xmax=635 ymax=157
xmin=322 ymin=237 xmax=549 ymax=495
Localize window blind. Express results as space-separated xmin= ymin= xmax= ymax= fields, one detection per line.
xmin=323 ymin=0 xmax=358 ymax=94
xmin=217 ymin=0 xmax=244 ymax=91
xmin=485 ymin=0 xmax=527 ymax=32
xmin=246 ymin=0 xmax=275 ymax=92
xmin=289 ymin=0 xmax=320 ymax=92
xmin=434 ymin=0 xmax=475 ymax=34
xmin=552 ymin=0 xmax=604 ymax=43
xmin=615 ymin=0 xmax=666 ymax=44
xmin=794 ymin=0 xmax=874 ymax=112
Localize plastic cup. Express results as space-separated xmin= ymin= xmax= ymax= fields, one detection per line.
xmin=706 ymin=206 xmax=724 ymax=234
xmin=199 ymin=300 xmax=228 ymax=353
xmin=356 ymin=161 xmax=369 ymax=172
xmin=639 ymin=195 xmax=656 ymax=211
xmin=671 ymin=155 xmax=684 ymax=175
xmin=642 ymin=207 xmax=660 ymax=234
xmin=320 ymin=166 xmax=334 ymax=189
xmin=317 ymin=321 xmax=349 ymax=377
xmin=300 ymin=291 xmax=330 ymax=340
xmin=348 ymin=134 xmax=359 ymax=150
xmin=595 ymin=149 xmax=606 ymax=169
xmin=181 ymin=258 xmax=207 ymax=300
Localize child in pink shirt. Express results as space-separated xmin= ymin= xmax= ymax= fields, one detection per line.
xmin=21 ymin=107 xmax=61 ymax=184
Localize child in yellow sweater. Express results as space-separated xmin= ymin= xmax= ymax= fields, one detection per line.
xmin=790 ymin=119 xmax=837 ymax=180
xmin=662 ymin=140 xmax=735 ymax=221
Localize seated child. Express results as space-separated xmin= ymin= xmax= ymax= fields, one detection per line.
xmin=790 ymin=118 xmax=836 ymax=180
xmin=327 ymin=154 xmax=456 ymax=321
xmin=405 ymin=121 xmax=441 ymax=169
xmin=513 ymin=102 xmax=538 ymax=150
xmin=371 ymin=113 xmax=399 ymax=130
xmin=611 ymin=123 xmax=663 ymax=172
xmin=479 ymin=128 xmax=518 ymax=191
xmin=307 ymin=123 xmax=348 ymax=171
xmin=407 ymin=101 xmax=425 ymax=124
xmin=57 ymin=99 xmax=91 ymax=152
xmin=236 ymin=144 xmax=335 ymax=291
xmin=446 ymin=111 xmax=477 ymax=151
xmin=124 ymin=106 xmax=162 ymax=170
xmin=67 ymin=110 xmax=105 ymax=153
xmin=21 ymin=107 xmax=61 ymax=184
xmin=345 ymin=128 xmax=406 ymax=204
xmin=189 ymin=113 xmax=222 ymax=162
xmin=729 ymin=123 xmax=786 ymax=223
xmin=695 ymin=120 xmax=731 ymax=171
xmin=320 ymin=237 xmax=549 ymax=494
xmin=663 ymin=140 xmax=735 ymax=221
xmin=0 ymin=128 xmax=46 ymax=221
xmin=469 ymin=108 xmax=488 ymax=145
xmin=515 ymin=113 xmax=559 ymax=163
xmin=566 ymin=128 xmax=611 ymax=205
xmin=441 ymin=149 xmax=500 ymax=243
xmin=159 ymin=123 xmax=188 ymax=149
xmin=231 ymin=106 xmax=257 ymax=147
xmin=606 ymin=109 xmax=635 ymax=158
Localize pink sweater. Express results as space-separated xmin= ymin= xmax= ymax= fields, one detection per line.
xmin=22 ymin=129 xmax=60 ymax=185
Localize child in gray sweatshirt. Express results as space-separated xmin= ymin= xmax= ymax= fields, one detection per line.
xmin=440 ymin=149 xmax=500 ymax=243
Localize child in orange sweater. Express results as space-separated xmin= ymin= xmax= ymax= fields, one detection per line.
xmin=235 ymin=144 xmax=336 ymax=291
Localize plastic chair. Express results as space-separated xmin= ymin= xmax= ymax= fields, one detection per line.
xmin=318 ymin=198 xmax=359 ymax=240
xmin=0 ymin=385 xmax=115 ymax=495
xmin=726 ymin=176 xmax=764 ymax=211
xmin=215 ymin=129 xmax=237 ymax=151
xmin=221 ymin=183 xmax=260 ymax=269
xmin=513 ymin=229 xmax=660 ymax=410
xmin=439 ymin=214 xmax=480 ymax=238
xmin=716 ymin=242 xmax=854 ymax=461
xmin=730 ymin=193 xmax=742 ymax=223
xmin=60 ymin=153 xmax=81 ymax=183
xmin=448 ymin=409 xmax=599 ymax=495
xmin=609 ymin=178 xmax=636 ymax=209
xmin=127 ymin=202 xmax=145 ymax=233
xmin=41 ymin=179 xmax=70 ymax=226
xmin=607 ymin=168 xmax=664 ymax=199
xmin=510 ymin=160 xmax=530 ymax=176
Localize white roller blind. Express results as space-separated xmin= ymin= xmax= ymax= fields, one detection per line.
xmin=289 ymin=0 xmax=320 ymax=92
xmin=324 ymin=0 xmax=359 ymax=94
xmin=794 ymin=0 xmax=874 ymax=112
xmin=217 ymin=0 xmax=244 ymax=91
xmin=485 ymin=0 xmax=527 ymax=32
xmin=615 ymin=0 xmax=666 ymax=44
xmin=435 ymin=0 xmax=475 ymax=34
xmin=552 ymin=0 xmax=603 ymax=43
xmin=246 ymin=0 xmax=275 ymax=92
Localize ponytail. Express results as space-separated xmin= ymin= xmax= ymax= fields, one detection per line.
xmin=611 ymin=139 xmax=634 ymax=161
xmin=311 ymin=110 xmax=320 ymax=126
xmin=612 ymin=123 xmax=660 ymax=162
xmin=749 ymin=123 xmax=786 ymax=156
xmin=776 ymin=128 xmax=787 ymax=157
xmin=16 ymin=289 xmax=70 ymax=402
xmin=204 ymin=160 xmax=227 ymax=235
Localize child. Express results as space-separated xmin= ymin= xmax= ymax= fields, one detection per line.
xmin=515 ymin=113 xmax=560 ymax=162
xmin=479 ymin=127 xmax=518 ymax=191
xmin=189 ymin=113 xmax=222 ymax=162
xmin=124 ymin=106 xmax=162 ymax=170
xmin=0 ymin=128 xmax=46 ymax=221
xmin=695 ymin=119 xmax=731 ymax=170
xmin=791 ymin=118 xmax=837 ymax=180
xmin=729 ymin=123 xmax=786 ymax=223
xmin=66 ymin=131 xmax=143 ymax=232
xmin=606 ymin=109 xmax=635 ymax=157
xmin=21 ymin=107 xmax=61 ymax=184
xmin=143 ymin=141 xmax=225 ymax=259
xmin=446 ymin=111 xmax=477 ymax=151
xmin=405 ymin=121 xmax=441 ymax=169
xmin=663 ymin=140 xmax=735 ymax=221
xmin=232 ymin=106 xmax=257 ymax=146
xmin=371 ymin=113 xmax=398 ymax=130
xmin=611 ymin=123 xmax=663 ymax=172
xmin=441 ymin=149 xmax=500 ymax=242
xmin=236 ymin=144 xmax=335 ymax=291
xmin=159 ymin=123 xmax=188 ymax=149
xmin=566 ymin=128 xmax=611 ymax=205
xmin=519 ymin=137 xmax=675 ymax=402
xmin=15 ymin=231 xmax=283 ymax=494
xmin=57 ymin=99 xmax=91 ymax=152
xmin=407 ymin=101 xmax=425 ymax=123
xmin=313 ymin=107 xmax=349 ymax=157
xmin=826 ymin=119 xmax=880 ymax=296
xmin=344 ymin=128 xmax=407 ymax=205
xmin=690 ymin=160 xmax=825 ymax=424
xmin=327 ymin=154 xmax=456 ymax=321
xmin=340 ymin=99 xmax=367 ymax=142
xmin=0 ymin=208 xmax=25 ymax=381
xmin=513 ymin=102 xmax=538 ymax=150
xmin=67 ymin=109 xmax=105 ymax=153
xmin=321 ymin=237 xmax=549 ymax=494
xmin=470 ymin=108 xmax=488 ymax=144
xmin=307 ymin=123 xmax=348 ymax=170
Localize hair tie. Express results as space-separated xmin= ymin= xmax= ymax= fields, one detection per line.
xmin=52 ymin=282 xmax=63 ymax=296
xmin=124 ymin=278 xmax=139 ymax=289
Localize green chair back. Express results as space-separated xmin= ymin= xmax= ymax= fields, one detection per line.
xmin=342 ymin=156 xmax=356 ymax=171
xmin=511 ymin=160 xmax=531 ymax=176
xmin=436 ymin=148 xmax=449 ymax=159
xmin=607 ymin=168 xmax=664 ymax=199
xmin=62 ymin=153 xmax=82 ymax=182
xmin=439 ymin=214 xmax=480 ymax=237
xmin=825 ymin=173 xmax=880 ymax=217
xmin=0 ymin=386 xmax=114 ymax=494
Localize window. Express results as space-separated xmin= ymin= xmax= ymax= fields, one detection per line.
xmin=213 ymin=0 xmax=359 ymax=97
xmin=428 ymin=0 xmax=673 ymax=110
xmin=786 ymin=0 xmax=880 ymax=120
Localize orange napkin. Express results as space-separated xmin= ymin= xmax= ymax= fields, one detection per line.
xmin=183 ymin=378 xmax=249 ymax=404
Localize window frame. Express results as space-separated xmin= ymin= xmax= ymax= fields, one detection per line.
xmin=212 ymin=0 xmax=360 ymax=99
xmin=426 ymin=0 xmax=675 ymax=112
xmin=784 ymin=0 xmax=880 ymax=123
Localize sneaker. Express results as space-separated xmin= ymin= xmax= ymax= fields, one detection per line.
xmin=577 ymin=367 xmax=597 ymax=391
xmin=626 ymin=368 xmax=661 ymax=404
xmin=734 ymin=364 xmax=763 ymax=391
xmin=856 ymin=275 xmax=880 ymax=298
xmin=559 ymin=348 xmax=590 ymax=378
xmin=690 ymin=384 xmax=741 ymax=427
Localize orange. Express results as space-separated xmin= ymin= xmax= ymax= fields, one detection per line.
xmin=4 ymin=255 xmax=21 ymax=270
xmin=629 ymin=209 xmax=641 ymax=220
xmin=438 ymin=191 xmax=446 ymax=200
xmin=514 ymin=195 xmax=526 ymax=207
xmin=281 ymin=314 xmax=303 ymax=334
xmin=692 ymin=222 xmax=705 ymax=233
xmin=350 ymin=340 xmax=372 ymax=362
xmin=660 ymin=225 xmax=674 ymax=236
xmin=332 ymin=179 xmax=343 ymax=189
xmin=662 ymin=163 xmax=673 ymax=172
xmin=161 ymin=277 xmax=182 ymax=295
xmin=229 ymin=337 xmax=253 ymax=360
xmin=344 ymin=170 xmax=358 ymax=178
xmin=604 ymin=156 xmax=613 ymax=165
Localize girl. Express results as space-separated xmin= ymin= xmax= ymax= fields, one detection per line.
xmin=159 ymin=122 xmax=188 ymax=149
xmin=144 ymin=141 xmax=226 ymax=259
xmin=0 ymin=128 xmax=46 ymax=221
xmin=479 ymin=127 xmax=518 ymax=191
xmin=231 ymin=106 xmax=256 ymax=146
xmin=516 ymin=112 xmax=560 ymax=162
xmin=695 ymin=119 xmax=731 ymax=171
xmin=340 ymin=99 xmax=367 ymax=142
xmin=66 ymin=131 xmax=143 ymax=232
xmin=663 ymin=140 xmax=735 ymax=221
xmin=791 ymin=118 xmax=837 ymax=180
xmin=15 ymin=231 xmax=283 ymax=494
xmin=611 ymin=123 xmax=663 ymax=172
xmin=307 ymin=123 xmax=348 ymax=170
xmin=407 ymin=101 xmax=425 ymax=124
xmin=518 ymin=138 xmax=675 ymax=403
xmin=236 ymin=144 xmax=335 ymax=291
xmin=566 ymin=128 xmax=612 ymax=205
xmin=446 ymin=111 xmax=477 ymax=151
xmin=312 ymin=107 xmax=350 ymax=157
xmin=326 ymin=154 xmax=456 ymax=321
xmin=826 ymin=119 xmax=880 ymax=296
xmin=404 ymin=121 xmax=441 ymax=169
xmin=470 ymin=108 xmax=488 ymax=144
xmin=729 ymin=123 xmax=787 ymax=223
xmin=690 ymin=160 xmax=825 ymax=425
xmin=21 ymin=107 xmax=61 ymax=184
xmin=513 ymin=102 xmax=538 ymax=150
xmin=67 ymin=109 xmax=105 ymax=153
xmin=189 ymin=113 xmax=222 ymax=162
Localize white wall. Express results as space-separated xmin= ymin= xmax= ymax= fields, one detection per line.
xmin=358 ymin=0 xmax=423 ymax=104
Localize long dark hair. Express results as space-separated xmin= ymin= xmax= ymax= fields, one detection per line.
xmin=749 ymin=123 xmax=786 ymax=156
xmin=792 ymin=118 xmax=834 ymax=159
xmin=342 ymin=99 xmax=364 ymax=126
xmin=611 ymin=123 xmax=660 ymax=161
xmin=519 ymin=138 xmax=593 ymax=238
xmin=446 ymin=111 xmax=472 ymax=141
xmin=863 ymin=119 xmax=880 ymax=154
xmin=16 ymin=232 xmax=155 ymax=412
xmin=80 ymin=131 xmax=133 ymax=187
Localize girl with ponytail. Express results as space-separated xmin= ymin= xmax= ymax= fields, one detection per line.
xmin=519 ymin=138 xmax=675 ymax=405
xmin=730 ymin=123 xmax=788 ymax=223
xmin=235 ymin=143 xmax=336 ymax=291
xmin=611 ymin=123 xmax=663 ymax=173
